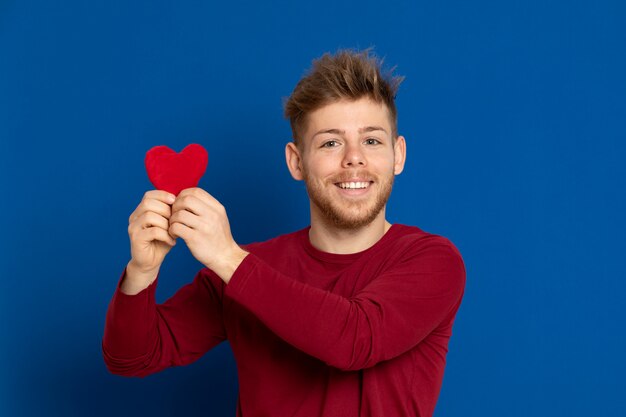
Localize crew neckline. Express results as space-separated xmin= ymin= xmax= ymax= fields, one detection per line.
xmin=299 ymin=224 xmax=403 ymax=264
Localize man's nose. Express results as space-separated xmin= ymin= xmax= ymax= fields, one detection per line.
xmin=341 ymin=142 xmax=366 ymax=167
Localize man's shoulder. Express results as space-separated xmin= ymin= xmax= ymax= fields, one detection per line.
xmin=390 ymin=223 xmax=463 ymax=260
xmin=389 ymin=224 xmax=466 ymax=292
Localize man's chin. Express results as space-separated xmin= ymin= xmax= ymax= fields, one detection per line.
xmin=318 ymin=205 xmax=384 ymax=230
xmin=306 ymin=178 xmax=393 ymax=230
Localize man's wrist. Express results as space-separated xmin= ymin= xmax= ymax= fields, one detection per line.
xmin=208 ymin=246 xmax=249 ymax=284
xmin=122 ymin=261 xmax=159 ymax=295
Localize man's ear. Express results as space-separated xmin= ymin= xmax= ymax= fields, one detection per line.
xmin=285 ymin=142 xmax=304 ymax=181
xmin=394 ymin=135 xmax=407 ymax=175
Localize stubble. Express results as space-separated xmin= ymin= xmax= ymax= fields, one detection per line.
xmin=302 ymin=170 xmax=395 ymax=230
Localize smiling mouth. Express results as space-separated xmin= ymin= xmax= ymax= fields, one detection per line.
xmin=334 ymin=181 xmax=373 ymax=189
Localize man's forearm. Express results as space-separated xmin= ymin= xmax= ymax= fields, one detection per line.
xmin=103 ymin=266 xmax=160 ymax=376
xmin=103 ymin=266 xmax=227 ymax=377
xmin=224 ymin=245 xmax=465 ymax=371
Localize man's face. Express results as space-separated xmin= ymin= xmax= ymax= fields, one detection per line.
xmin=287 ymin=97 xmax=406 ymax=230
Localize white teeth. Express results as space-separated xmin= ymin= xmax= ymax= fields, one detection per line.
xmin=337 ymin=182 xmax=370 ymax=189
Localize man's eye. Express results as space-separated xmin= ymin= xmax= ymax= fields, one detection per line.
xmin=322 ymin=140 xmax=338 ymax=148
xmin=365 ymin=138 xmax=381 ymax=145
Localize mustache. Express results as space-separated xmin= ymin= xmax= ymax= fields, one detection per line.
xmin=329 ymin=171 xmax=376 ymax=183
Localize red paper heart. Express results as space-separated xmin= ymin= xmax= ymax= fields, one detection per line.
xmin=145 ymin=144 xmax=208 ymax=196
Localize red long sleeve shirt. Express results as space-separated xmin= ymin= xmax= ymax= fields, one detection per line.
xmin=102 ymin=224 xmax=466 ymax=417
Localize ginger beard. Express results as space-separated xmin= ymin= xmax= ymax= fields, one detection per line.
xmin=302 ymin=167 xmax=395 ymax=230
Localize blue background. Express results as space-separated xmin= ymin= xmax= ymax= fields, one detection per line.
xmin=1 ymin=0 xmax=625 ymax=416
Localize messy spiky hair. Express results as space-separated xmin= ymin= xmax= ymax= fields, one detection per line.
xmin=284 ymin=48 xmax=404 ymax=147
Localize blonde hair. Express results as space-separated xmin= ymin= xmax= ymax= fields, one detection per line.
xmin=284 ymin=48 xmax=404 ymax=146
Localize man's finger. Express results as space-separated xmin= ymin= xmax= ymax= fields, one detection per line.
xmin=140 ymin=211 xmax=170 ymax=231
xmin=172 ymin=195 xmax=204 ymax=217
xmin=144 ymin=189 xmax=177 ymax=204
xmin=177 ymin=187 xmax=221 ymax=209
xmin=169 ymin=221 xmax=192 ymax=241
xmin=130 ymin=198 xmax=173 ymax=224
xmin=139 ymin=227 xmax=176 ymax=246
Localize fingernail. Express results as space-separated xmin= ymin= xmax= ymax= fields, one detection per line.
xmin=167 ymin=194 xmax=176 ymax=203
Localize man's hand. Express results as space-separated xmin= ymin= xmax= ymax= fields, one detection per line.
xmin=168 ymin=187 xmax=248 ymax=283
xmin=123 ymin=190 xmax=178 ymax=294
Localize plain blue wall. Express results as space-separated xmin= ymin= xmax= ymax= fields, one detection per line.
xmin=1 ymin=1 xmax=625 ymax=416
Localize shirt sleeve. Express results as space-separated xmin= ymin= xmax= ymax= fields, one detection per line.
xmin=224 ymin=242 xmax=466 ymax=371
xmin=102 ymin=266 xmax=227 ymax=377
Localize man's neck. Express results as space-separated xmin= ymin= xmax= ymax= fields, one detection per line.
xmin=308 ymin=212 xmax=392 ymax=255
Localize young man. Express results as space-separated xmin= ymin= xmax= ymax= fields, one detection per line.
xmin=103 ymin=49 xmax=466 ymax=417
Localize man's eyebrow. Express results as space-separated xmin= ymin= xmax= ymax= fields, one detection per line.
xmin=312 ymin=126 xmax=388 ymax=139
xmin=359 ymin=126 xmax=388 ymax=134
xmin=312 ymin=128 xmax=345 ymax=139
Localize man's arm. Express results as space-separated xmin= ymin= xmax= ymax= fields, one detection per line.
xmin=166 ymin=187 xmax=465 ymax=371
xmin=222 ymin=241 xmax=465 ymax=371
xmin=102 ymin=266 xmax=227 ymax=377
xmin=103 ymin=187 xmax=232 ymax=377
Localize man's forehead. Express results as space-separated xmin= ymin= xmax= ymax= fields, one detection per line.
xmin=304 ymin=98 xmax=392 ymax=137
